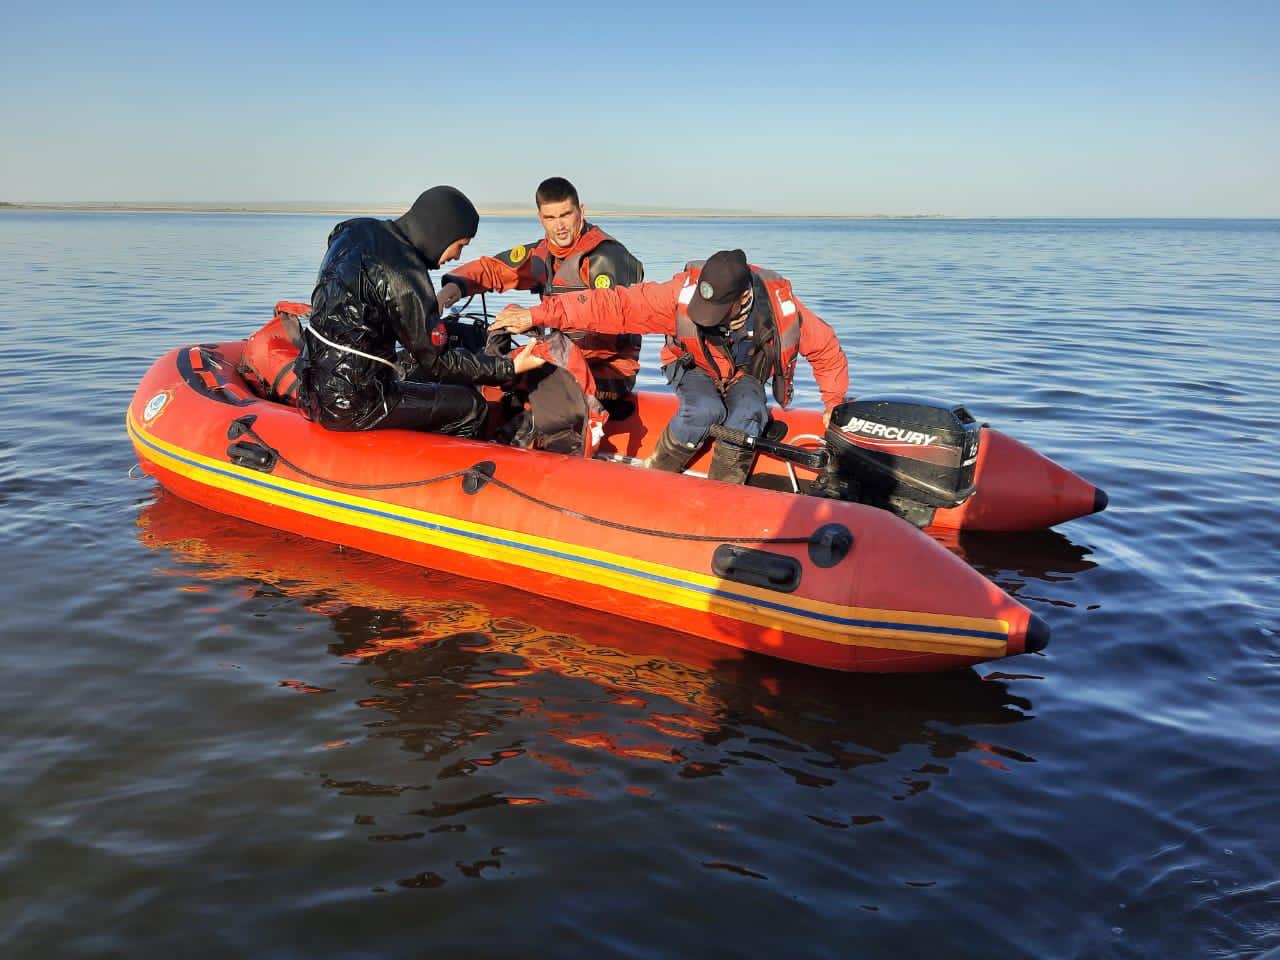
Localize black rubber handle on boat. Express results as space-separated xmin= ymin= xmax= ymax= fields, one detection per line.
xmin=708 ymin=424 xmax=829 ymax=471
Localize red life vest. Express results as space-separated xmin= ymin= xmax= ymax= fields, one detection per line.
xmin=660 ymin=265 xmax=804 ymax=407
xmin=529 ymin=224 xmax=620 ymax=293
xmin=239 ymin=301 xmax=308 ymax=405
xmin=529 ymin=225 xmax=642 ymax=394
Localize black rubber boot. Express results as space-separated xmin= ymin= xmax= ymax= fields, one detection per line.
xmin=706 ymin=440 xmax=757 ymax=485
xmin=645 ymin=425 xmax=700 ymax=474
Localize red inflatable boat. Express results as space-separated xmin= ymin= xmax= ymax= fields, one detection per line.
xmin=126 ymin=334 xmax=1104 ymax=673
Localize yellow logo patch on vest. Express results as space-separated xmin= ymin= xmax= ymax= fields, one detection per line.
xmin=593 ymin=274 xmax=613 ymax=289
xmin=509 ymin=244 xmax=527 ymax=264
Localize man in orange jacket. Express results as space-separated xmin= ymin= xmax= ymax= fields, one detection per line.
xmin=438 ymin=177 xmax=644 ymax=413
xmin=491 ymin=248 xmax=849 ymax=483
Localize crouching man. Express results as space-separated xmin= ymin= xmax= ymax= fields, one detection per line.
xmin=490 ymin=249 xmax=848 ymax=482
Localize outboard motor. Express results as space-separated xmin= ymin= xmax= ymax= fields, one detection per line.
xmin=813 ymin=397 xmax=982 ymax=527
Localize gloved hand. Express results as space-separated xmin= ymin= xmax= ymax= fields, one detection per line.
xmin=437 ymin=282 xmax=463 ymax=312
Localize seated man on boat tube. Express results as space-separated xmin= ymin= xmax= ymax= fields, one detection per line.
xmin=295 ymin=186 xmax=546 ymax=437
xmin=490 ymin=249 xmax=849 ymax=483
xmin=435 ymin=176 xmax=644 ymax=418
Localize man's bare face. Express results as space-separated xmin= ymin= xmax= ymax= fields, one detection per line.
xmin=438 ymin=237 xmax=471 ymax=265
xmin=538 ymin=199 xmax=585 ymax=249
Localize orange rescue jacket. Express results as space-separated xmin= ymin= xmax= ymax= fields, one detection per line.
xmin=444 ymin=224 xmax=644 ymax=391
xmin=531 ymin=265 xmax=849 ymax=412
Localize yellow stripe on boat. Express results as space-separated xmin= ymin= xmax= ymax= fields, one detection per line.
xmin=128 ymin=411 xmax=1008 ymax=657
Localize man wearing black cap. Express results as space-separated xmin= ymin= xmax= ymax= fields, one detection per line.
xmin=297 ymin=185 xmax=545 ymax=436
xmin=490 ymin=249 xmax=848 ymax=483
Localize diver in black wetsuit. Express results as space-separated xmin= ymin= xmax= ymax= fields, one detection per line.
xmin=297 ymin=185 xmax=544 ymax=438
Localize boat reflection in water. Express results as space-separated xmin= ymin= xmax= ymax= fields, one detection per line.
xmin=135 ymin=489 xmax=1044 ymax=832
xmin=931 ymin=527 xmax=1099 ymax=609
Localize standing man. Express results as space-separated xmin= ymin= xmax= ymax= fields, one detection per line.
xmin=490 ymin=249 xmax=849 ymax=484
xmin=297 ymin=185 xmax=544 ymax=437
xmin=437 ymin=177 xmax=644 ymax=411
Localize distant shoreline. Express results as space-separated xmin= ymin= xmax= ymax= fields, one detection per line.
xmin=0 ymin=201 xmax=944 ymax=220
xmin=6 ymin=203 xmax=1271 ymax=220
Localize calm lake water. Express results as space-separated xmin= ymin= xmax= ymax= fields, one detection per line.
xmin=1 ymin=212 xmax=1278 ymax=959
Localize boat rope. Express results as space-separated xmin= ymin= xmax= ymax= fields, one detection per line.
xmin=231 ymin=418 xmax=818 ymax=546
xmin=475 ymin=472 xmax=816 ymax=545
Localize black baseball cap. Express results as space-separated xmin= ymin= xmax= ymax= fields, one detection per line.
xmin=688 ymin=249 xmax=751 ymax=328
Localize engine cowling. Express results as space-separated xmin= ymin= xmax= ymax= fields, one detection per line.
xmin=815 ymin=397 xmax=981 ymax=527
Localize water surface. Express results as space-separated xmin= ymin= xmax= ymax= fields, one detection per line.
xmin=1 ymin=212 xmax=1278 ymax=959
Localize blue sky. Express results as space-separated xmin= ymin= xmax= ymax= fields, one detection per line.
xmin=2 ymin=1 xmax=1277 ymax=215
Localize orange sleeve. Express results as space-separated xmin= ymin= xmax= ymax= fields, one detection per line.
xmin=794 ymin=295 xmax=850 ymax=411
xmin=444 ymin=246 xmax=541 ymax=295
xmin=531 ymin=277 xmax=683 ymax=335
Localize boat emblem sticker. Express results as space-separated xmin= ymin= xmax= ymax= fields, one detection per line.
xmin=143 ymin=390 xmax=172 ymax=423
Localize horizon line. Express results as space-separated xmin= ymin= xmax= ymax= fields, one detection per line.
xmin=0 ymin=200 xmax=941 ymax=218
xmin=3 ymin=201 xmax=1277 ymax=220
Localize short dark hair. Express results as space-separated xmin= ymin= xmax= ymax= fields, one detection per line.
xmin=535 ymin=177 xmax=580 ymax=209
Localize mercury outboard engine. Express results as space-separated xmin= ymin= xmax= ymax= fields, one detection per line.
xmin=813 ymin=397 xmax=982 ymax=527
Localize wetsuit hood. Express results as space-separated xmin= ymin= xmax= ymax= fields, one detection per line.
xmin=395 ymin=186 xmax=480 ymax=268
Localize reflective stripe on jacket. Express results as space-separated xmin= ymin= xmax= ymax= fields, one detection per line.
xmin=664 ymin=265 xmax=804 ymax=406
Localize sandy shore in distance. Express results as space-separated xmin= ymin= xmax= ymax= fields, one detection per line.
xmin=0 ymin=201 xmax=941 ymax=219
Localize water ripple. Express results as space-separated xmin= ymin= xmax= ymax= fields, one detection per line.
xmin=2 ymin=212 xmax=1278 ymax=959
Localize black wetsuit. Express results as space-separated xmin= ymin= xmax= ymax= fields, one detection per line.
xmin=297 ymin=187 xmax=512 ymax=436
